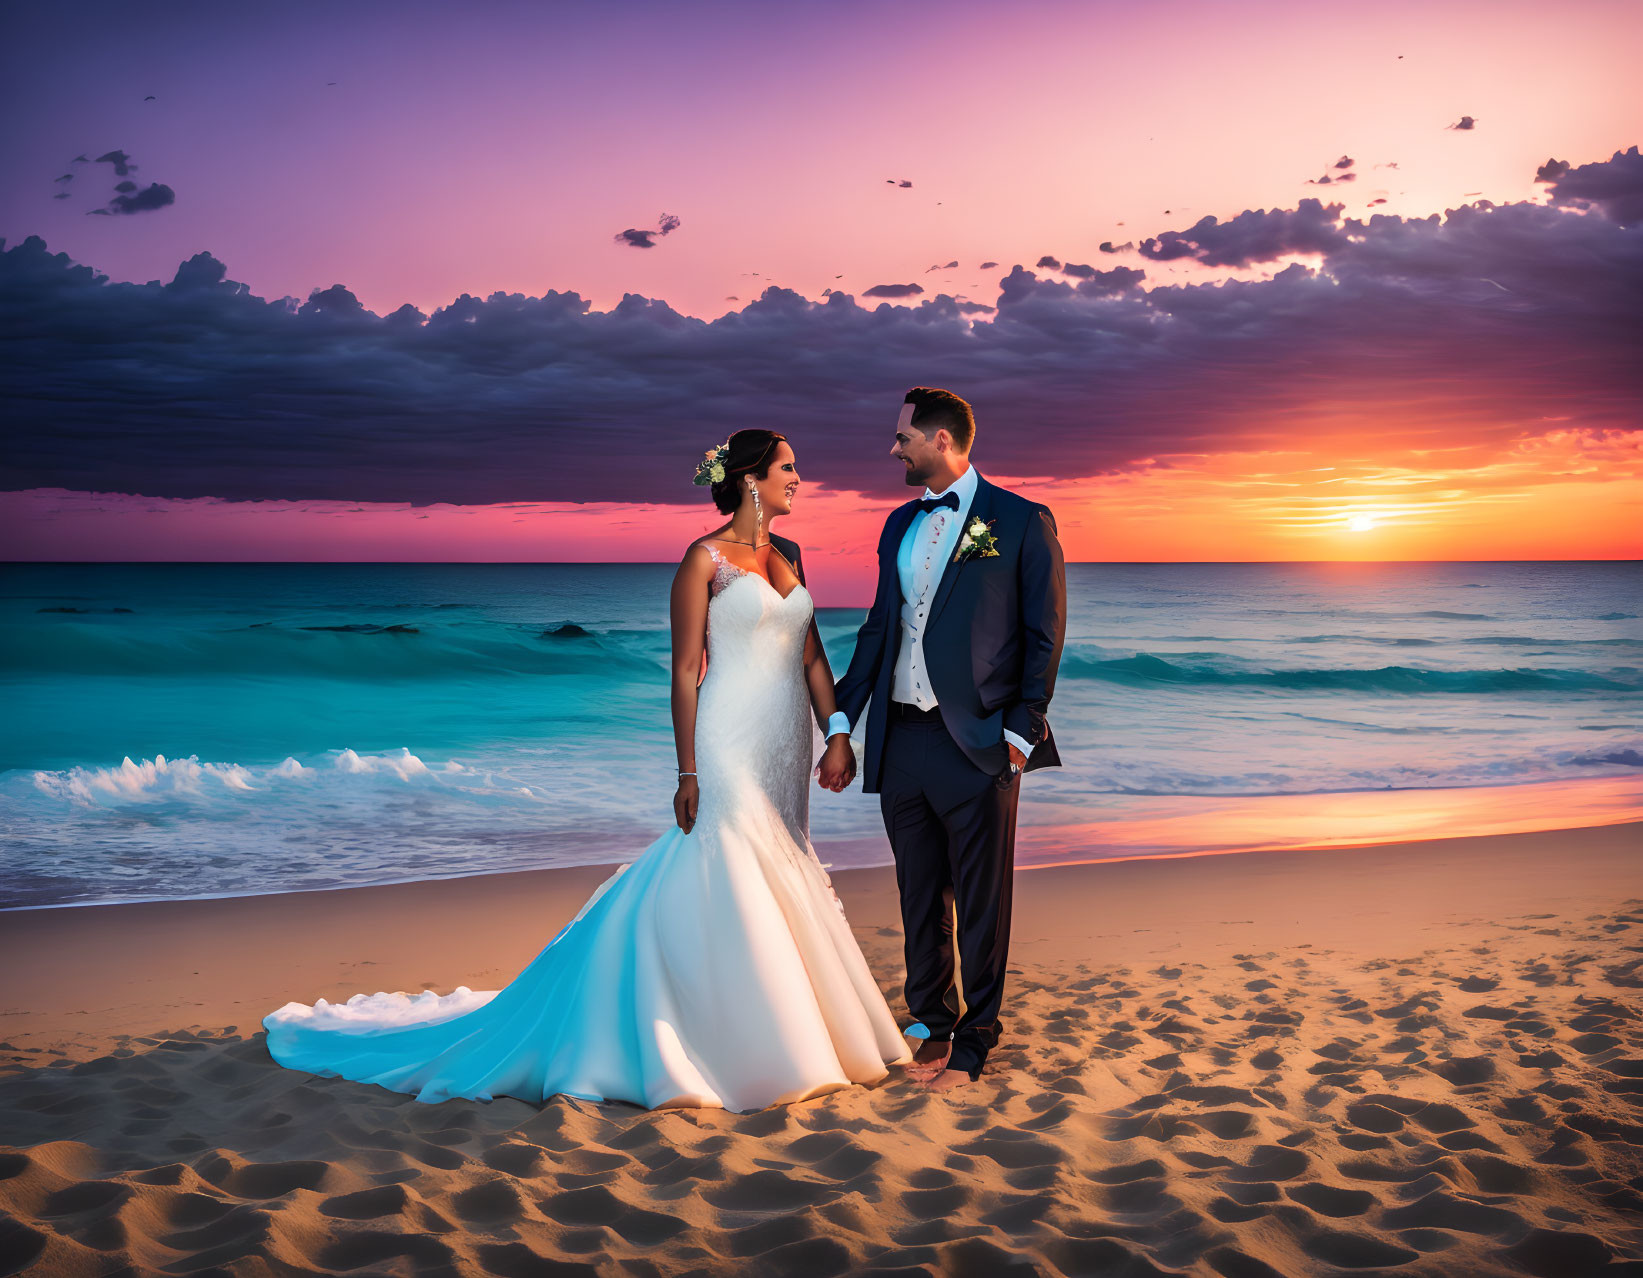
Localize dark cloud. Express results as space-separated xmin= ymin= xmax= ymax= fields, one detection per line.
xmin=886 ymin=179 xmax=912 ymax=188
xmin=924 ymin=260 xmax=958 ymax=273
xmin=89 ymin=182 xmax=175 ymax=216
xmin=77 ymin=149 xmax=174 ymax=215
xmin=52 ymin=192 xmax=71 ymax=200
xmin=1545 ymin=146 xmax=1643 ymax=226
xmin=1449 ymin=115 xmax=1477 ymax=130
xmin=302 ymin=283 xmax=368 ymax=318
xmin=1536 ymin=158 xmax=1571 ymax=183
xmin=1002 ymin=265 xmax=1145 ymax=301
xmin=1098 ymin=241 xmax=1132 ymax=254
xmin=1139 ymin=199 xmax=1346 ymax=267
xmin=166 ymin=250 xmax=251 ymax=295
xmin=1333 ymin=155 xmax=1354 ymax=170
xmin=1061 ymin=262 xmax=1095 ymax=278
xmin=614 ymin=212 xmax=681 ymax=249
xmin=54 ymin=174 xmax=73 ymax=184
xmin=862 ymin=282 xmax=924 ymax=298
xmin=978 ymin=260 xmax=998 ymax=269
xmin=2 ymin=148 xmax=1637 ymax=505
xmin=1035 ymin=255 xmax=1061 ymax=270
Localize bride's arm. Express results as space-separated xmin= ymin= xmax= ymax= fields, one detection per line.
xmin=803 ymin=620 xmax=843 ymax=729
xmin=805 ymin=619 xmax=856 ymax=791
xmin=668 ymin=545 xmax=713 ymax=832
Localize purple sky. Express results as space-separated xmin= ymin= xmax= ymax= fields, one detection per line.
xmin=1 ymin=0 xmax=1639 ymax=568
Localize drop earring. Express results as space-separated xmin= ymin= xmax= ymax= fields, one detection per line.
xmin=748 ymin=480 xmax=763 ymax=545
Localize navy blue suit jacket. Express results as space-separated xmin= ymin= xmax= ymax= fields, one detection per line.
xmin=834 ymin=474 xmax=1067 ymax=793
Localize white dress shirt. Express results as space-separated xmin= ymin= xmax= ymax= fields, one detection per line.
xmin=875 ymin=466 xmax=1032 ymax=760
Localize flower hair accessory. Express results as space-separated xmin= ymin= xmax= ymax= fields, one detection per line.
xmin=693 ymin=441 xmax=730 ymax=486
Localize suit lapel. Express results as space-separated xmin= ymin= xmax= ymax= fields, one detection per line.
xmin=882 ymin=501 xmax=919 ymax=600
xmin=929 ymin=474 xmax=995 ymax=626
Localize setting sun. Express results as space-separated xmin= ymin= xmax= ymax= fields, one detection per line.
xmin=1348 ymin=515 xmax=1376 ymax=533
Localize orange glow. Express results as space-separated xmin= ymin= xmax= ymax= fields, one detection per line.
xmin=1002 ymin=776 xmax=1643 ymax=869
xmin=5 ymin=429 xmax=1638 ymax=605
xmin=1010 ymin=428 xmax=1643 ymax=567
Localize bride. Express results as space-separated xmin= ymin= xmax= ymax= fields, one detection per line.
xmin=263 ymin=430 xmax=912 ymax=1111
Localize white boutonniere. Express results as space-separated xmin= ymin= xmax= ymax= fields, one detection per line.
xmin=954 ymin=516 xmax=999 ymax=563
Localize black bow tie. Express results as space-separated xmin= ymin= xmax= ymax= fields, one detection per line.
xmin=915 ymin=492 xmax=960 ymax=515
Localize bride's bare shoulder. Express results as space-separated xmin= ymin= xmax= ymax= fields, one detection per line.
xmin=677 ymin=532 xmax=727 ymax=580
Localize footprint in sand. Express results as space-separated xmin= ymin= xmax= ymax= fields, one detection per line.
xmin=320 ymin=1183 xmax=410 ymax=1220
xmin=452 ymin=1178 xmax=525 ymax=1225
xmin=222 ymin=1159 xmax=329 ymax=1198
xmin=480 ymin=1141 xmax=544 ymax=1176
xmin=1286 ymin=1182 xmax=1376 ymax=1217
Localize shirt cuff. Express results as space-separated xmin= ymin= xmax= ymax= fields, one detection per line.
xmin=826 ymin=712 xmax=851 ymax=739
xmin=1002 ymin=728 xmax=1034 ymax=759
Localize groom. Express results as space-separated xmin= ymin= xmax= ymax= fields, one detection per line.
xmin=823 ymin=387 xmax=1066 ymax=1091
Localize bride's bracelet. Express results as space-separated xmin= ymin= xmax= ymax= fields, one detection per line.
xmin=677 ymin=770 xmax=696 ymax=779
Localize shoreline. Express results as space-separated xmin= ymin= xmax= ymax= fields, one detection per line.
xmin=6 ymin=777 xmax=1640 ymax=914
xmin=3 ymin=820 xmax=1637 ymax=1060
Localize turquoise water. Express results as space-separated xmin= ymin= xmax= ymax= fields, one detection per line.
xmin=2 ymin=561 xmax=1638 ymax=908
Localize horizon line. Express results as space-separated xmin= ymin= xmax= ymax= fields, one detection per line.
xmin=5 ymin=558 xmax=1640 ymax=568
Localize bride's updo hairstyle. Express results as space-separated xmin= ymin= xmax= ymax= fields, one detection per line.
xmin=708 ymin=429 xmax=788 ymax=515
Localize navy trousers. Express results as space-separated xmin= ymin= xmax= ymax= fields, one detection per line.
xmin=878 ymin=708 xmax=1020 ymax=1078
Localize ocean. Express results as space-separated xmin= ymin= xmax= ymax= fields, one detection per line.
xmin=2 ymin=561 xmax=1639 ymax=910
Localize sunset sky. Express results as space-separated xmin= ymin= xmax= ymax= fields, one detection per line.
xmin=1 ymin=0 xmax=1639 ymax=602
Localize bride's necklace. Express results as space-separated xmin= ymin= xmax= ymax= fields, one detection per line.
xmin=716 ymin=533 xmax=769 ymax=549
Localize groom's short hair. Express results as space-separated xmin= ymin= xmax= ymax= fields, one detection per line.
xmin=904 ymin=387 xmax=976 ymax=452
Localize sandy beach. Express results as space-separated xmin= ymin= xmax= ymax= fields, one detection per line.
xmin=3 ymin=821 xmax=1641 ymax=1276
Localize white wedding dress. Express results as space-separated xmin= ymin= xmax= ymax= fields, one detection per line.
xmin=263 ymin=549 xmax=910 ymax=1111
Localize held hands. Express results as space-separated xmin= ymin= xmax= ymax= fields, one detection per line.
xmin=815 ymin=735 xmax=856 ymax=792
xmin=673 ymin=774 xmax=699 ymax=833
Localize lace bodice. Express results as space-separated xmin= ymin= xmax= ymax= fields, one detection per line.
xmin=706 ymin=544 xmax=745 ymax=598
xmin=703 ymin=543 xmax=800 ymax=601
xmin=695 ymin=542 xmax=814 ymax=844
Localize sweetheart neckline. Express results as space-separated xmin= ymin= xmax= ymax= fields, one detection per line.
xmin=714 ymin=564 xmax=810 ymax=605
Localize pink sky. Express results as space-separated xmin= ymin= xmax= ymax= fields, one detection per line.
xmin=2 ymin=0 xmax=1639 ymax=580
xmin=5 ymin=0 xmax=1637 ymax=321
xmin=9 ymin=420 xmax=1639 ymax=606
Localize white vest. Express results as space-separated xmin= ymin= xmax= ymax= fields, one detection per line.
xmin=891 ymin=467 xmax=977 ymax=708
